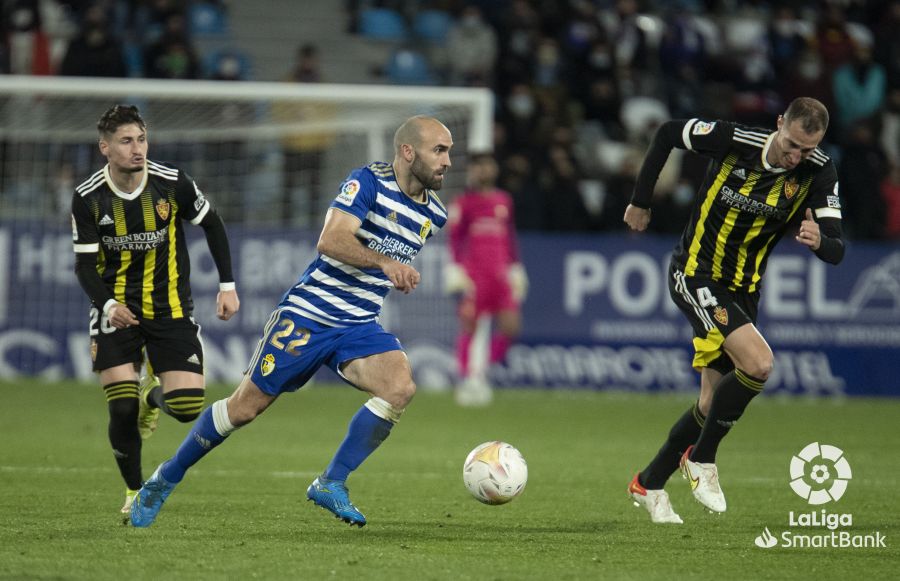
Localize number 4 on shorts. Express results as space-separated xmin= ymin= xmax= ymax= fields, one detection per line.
xmin=696 ymin=287 xmax=718 ymax=308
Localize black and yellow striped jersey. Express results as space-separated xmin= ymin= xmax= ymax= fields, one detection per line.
xmin=71 ymin=160 xmax=211 ymax=319
xmin=666 ymin=118 xmax=842 ymax=292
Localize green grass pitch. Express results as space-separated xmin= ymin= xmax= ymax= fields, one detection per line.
xmin=1 ymin=380 xmax=897 ymax=580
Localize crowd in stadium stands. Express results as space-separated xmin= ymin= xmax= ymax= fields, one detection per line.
xmin=1 ymin=0 xmax=235 ymax=79
xmin=3 ymin=0 xmax=899 ymax=239
xmin=348 ymin=0 xmax=900 ymax=239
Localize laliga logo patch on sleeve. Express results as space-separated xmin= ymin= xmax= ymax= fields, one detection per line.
xmin=336 ymin=179 xmax=361 ymax=206
xmin=71 ymin=214 xmax=78 ymax=241
xmin=692 ymin=121 xmax=716 ymax=135
xmin=192 ymin=181 xmax=207 ymax=212
xmin=193 ymin=181 xmax=206 ymax=201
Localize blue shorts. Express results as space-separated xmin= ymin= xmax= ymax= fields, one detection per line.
xmin=247 ymin=308 xmax=403 ymax=396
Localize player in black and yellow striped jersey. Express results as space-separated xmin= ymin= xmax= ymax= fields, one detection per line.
xmin=623 ymin=97 xmax=845 ymax=522
xmin=71 ymin=105 xmax=240 ymax=516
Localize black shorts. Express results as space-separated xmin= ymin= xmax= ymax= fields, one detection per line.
xmin=89 ymin=306 xmax=204 ymax=374
xmin=668 ymin=262 xmax=759 ymax=371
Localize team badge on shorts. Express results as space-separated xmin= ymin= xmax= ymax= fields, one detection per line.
xmin=260 ymin=353 xmax=276 ymax=376
xmin=784 ymin=176 xmax=799 ymax=200
xmin=713 ymin=305 xmax=729 ymax=326
xmin=90 ymin=340 xmax=98 ymax=362
xmin=156 ymin=198 xmax=170 ymax=221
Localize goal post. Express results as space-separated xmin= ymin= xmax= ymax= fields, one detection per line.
xmin=0 ymin=75 xmax=492 ymax=219
xmin=0 ymin=75 xmax=493 ymax=147
xmin=0 ymin=75 xmax=492 ymax=384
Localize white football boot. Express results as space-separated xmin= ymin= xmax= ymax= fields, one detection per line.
xmin=628 ymin=473 xmax=683 ymax=524
xmin=680 ymin=446 xmax=727 ymax=513
xmin=120 ymin=488 xmax=139 ymax=523
xmin=454 ymin=377 xmax=493 ymax=407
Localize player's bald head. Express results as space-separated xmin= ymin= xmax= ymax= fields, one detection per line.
xmin=393 ymin=116 xmax=449 ymax=154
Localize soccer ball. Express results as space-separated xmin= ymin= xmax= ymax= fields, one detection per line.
xmin=462 ymin=441 xmax=528 ymax=505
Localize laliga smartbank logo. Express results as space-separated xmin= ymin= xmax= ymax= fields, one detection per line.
xmin=753 ymin=442 xmax=886 ymax=550
xmin=789 ymin=442 xmax=851 ymax=504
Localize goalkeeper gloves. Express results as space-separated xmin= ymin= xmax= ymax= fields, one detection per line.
xmin=444 ymin=262 xmax=473 ymax=295
xmin=508 ymin=263 xmax=529 ymax=302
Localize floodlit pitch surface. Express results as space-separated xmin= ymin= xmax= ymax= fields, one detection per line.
xmin=1 ymin=381 xmax=897 ymax=580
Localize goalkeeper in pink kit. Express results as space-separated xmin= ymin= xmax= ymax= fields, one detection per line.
xmin=445 ymin=154 xmax=528 ymax=405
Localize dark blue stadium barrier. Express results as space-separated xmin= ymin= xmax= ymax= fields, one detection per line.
xmin=1 ymin=221 xmax=897 ymax=396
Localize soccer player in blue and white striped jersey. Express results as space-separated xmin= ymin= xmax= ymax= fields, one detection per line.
xmin=131 ymin=116 xmax=453 ymax=528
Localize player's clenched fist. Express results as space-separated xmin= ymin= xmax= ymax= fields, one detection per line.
xmin=624 ymin=204 xmax=651 ymax=232
xmin=383 ymin=261 xmax=420 ymax=294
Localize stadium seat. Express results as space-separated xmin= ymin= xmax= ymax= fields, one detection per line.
xmin=123 ymin=41 xmax=145 ymax=77
xmin=189 ymin=2 xmax=229 ymax=38
xmin=385 ymin=48 xmax=435 ymax=85
xmin=359 ymin=8 xmax=408 ymax=41
xmin=413 ymin=10 xmax=453 ymax=45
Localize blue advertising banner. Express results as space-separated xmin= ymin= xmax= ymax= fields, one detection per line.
xmin=1 ymin=221 xmax=898 ymax=396
xmin=509 ymin=234 xmax=900 ymax=397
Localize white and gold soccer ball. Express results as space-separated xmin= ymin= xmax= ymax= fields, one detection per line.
xmin=462 ymin=441 xmax=528 ymax=505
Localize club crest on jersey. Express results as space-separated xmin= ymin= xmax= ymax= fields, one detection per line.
xmin=692 ymin=121 xmax=716 ymax=135
xmin=419 ymin=218 xmax=432 ymax=239
xmin=156 ymin=198 xmax=170 ymax=221
xmin=260 ymin=353 xmax=276 ymax=377
xmin=387 ymin=210 xmax=398 ymax=222
xmin=336 ymin=179 xmax=360 ymax=206
xmin=784 ymin=176 xmax=799 ymax=200
xmin=714 ymin=305 xmax=729 ymax=326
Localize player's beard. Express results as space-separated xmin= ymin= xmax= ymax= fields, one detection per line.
xmin=410 ymin=155 xmax=443 ymax=191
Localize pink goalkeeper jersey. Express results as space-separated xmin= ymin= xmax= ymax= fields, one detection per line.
xmin=448 ymin=188 xmax=520 ymax=275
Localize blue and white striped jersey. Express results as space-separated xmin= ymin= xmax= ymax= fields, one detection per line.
xmin=279 ymin=161 xmax=448 ymax=326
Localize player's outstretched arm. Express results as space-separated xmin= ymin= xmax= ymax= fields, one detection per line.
xmin=318 ymin=209 xmax=421 ymax=293
xmin=626 ymin=120 xmax=693 ymax=230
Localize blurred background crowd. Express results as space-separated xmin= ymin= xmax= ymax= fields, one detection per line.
xmin=2 ymin=0 xmax=899 ymax=239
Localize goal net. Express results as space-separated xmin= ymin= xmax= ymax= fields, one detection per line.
xmin=0 ymin=75 xmax=492 ymax=385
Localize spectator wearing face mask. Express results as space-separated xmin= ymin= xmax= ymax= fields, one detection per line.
xmin=782 ymin=47 xmax=832 ymax=114
xmin=502 ymin=83 xmax=540 ymax=152
xmin=445 ymin=5 xmax=497 ymax=87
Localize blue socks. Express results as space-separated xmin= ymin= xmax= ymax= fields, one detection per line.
xmin=160 ymin=399 xmax=235 ymax=483
xmin=323 ymin=405 xmax=394 ymax=482
xmin=154 ymin=399 xmax=396 ymax=486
